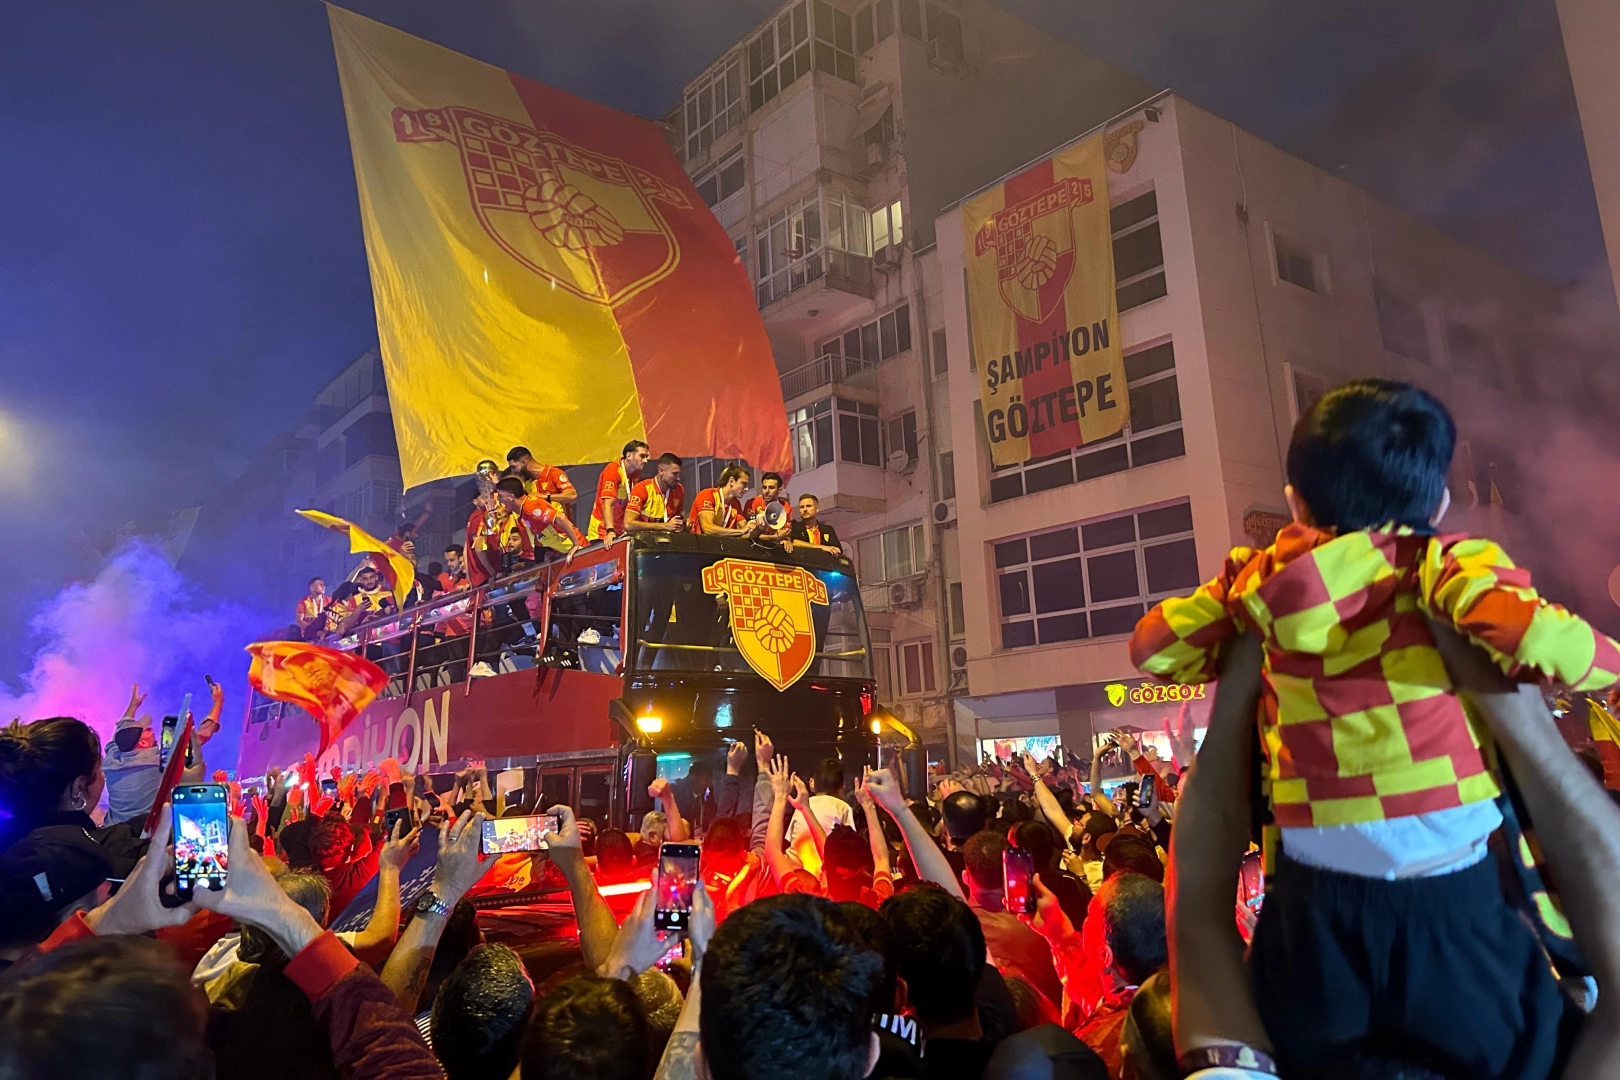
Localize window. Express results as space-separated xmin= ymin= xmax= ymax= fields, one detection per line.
xmin=812 ymin=1 xmax=857 ymax=82
xmin=688 ymin=456 xmax=748 ymax=490
xmin=694 ymin=148 xmax=745 ymax=208
xmin=683 ymin=57 xmax=744 ymax=161
xmin=1447 ymin=319 xmax=1501 ymax=388
xmin=790 ymin=399 xmax=834 ymax=472
xmin=872 ymin=643 xmax=895 ymax=700
xmin=988 ymin=340 xmax=1185 ymax=503
xmin=948 ymin=581 xmax=965 ymax=636
xmin=838 ymin=397 xmax=882 ymax=466
xmin=899 ymin=0 xmax=922 ymax=38
xmin=1273 ymin=234 xmax=1320 ymax=293
xmin=924 ymin=3 xmax=963 ymax=60
xmin=343 ymin=411 xmax=397 ymax=467
xmin=857 ymin=522 xmax=925 ymax=582
xmin=747 ymin=2 xmax=811 ymax=111
xmin=931 ymin=327 xmax=948 ymax=376
xmin=885 ymin=409 xmax=918 ymax=466
xmin=1288 ymin=364 xmax=1330 ymax=423
xmin=899 ymin=640 xmax=937 ymax=696
xmin=938 ymin=451 xmax=956 ymax=500
xmin=823 ymin=190 xmax=871 ymax=256
xmin=856 ymin=4 xmax=875 ymax=52
xmin=754 ymin=194 xmax=821 ymax=306
xmin=1374 ymin=278 xmax=1431 ymax=364
xmin=994 ymin=500 xmax=1198 ymax=649
xmin=864 ymin=106 xmax=896 ymax=153
xmin=871 ymin=199 xmax=904 ymax=251
xmin=821 ymin=304 xmax=911 ymax=365
xmin=1111 ymin=190 xmax=1166 ymax=312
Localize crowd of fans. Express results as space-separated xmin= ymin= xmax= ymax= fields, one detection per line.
xmin=4 ymin=643 xmax=1619 ymax=1080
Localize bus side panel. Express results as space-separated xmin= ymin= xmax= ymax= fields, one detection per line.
xmin=241 ymin=668 xmax=622 ymax=779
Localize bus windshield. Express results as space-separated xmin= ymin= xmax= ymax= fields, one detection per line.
xmin=630 ymin=550 xmax=871 ymax=681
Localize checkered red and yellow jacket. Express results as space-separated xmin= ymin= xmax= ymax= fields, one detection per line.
xmin=1130 ymin=523 xmax=1620 ymax=828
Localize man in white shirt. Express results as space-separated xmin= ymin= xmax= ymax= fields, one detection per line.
xmin=785 ymin=756 xmax=855 ymax=857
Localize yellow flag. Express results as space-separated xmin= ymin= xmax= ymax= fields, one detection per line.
xmin=328 ymin=6 xmax=788 ymax=489
xmin=296 ymin=509 xmax=416 ymax=610
xmin=962 ymin=131 xmax=1128 ymax=466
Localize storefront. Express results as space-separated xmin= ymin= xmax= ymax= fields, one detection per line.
xmin=955 ymin=675 xmax=1215 ymax=766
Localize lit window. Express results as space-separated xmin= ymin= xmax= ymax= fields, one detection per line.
xmin=994 ymin=500 xmax=1199 ymax=649
xmin=871 ymin=199 xmax=903 ymax=250
xmin=789 ymin=399 xmax=834 ymax=472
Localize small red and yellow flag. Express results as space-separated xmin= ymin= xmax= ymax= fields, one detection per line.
xmin=296 ymin=508 xmax=416 ymax=610
xmin=246 ymin=641 xmax=388 ymax=756
xmin=1588 ymin=699 xmax=1620 ymax=790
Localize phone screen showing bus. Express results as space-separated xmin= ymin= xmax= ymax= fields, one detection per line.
xmin=655 ymin=843 xmax=701 ymax=933
xmin=1003 ymin=847 xmax=1036 ymax=915
xmin=171 ymin=784 xmax=230 ymax=900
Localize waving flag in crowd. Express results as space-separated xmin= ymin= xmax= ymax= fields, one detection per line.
xmin=296 ymin=508 xmax=415 ymax=609
xmin=325 ymin=5 xmax=789 ymax=488
xmin=245 ymin=640 xmax=388 ymax=755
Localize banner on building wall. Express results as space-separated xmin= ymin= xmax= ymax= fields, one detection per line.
xmin=962 ymin=132 xmax=1128 ymax=467
xmin=327 ymin=5 xmax=789 ymax=489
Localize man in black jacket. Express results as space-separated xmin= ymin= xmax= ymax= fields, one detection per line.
xmin=787 ymin=494 xmax=843 ymax=555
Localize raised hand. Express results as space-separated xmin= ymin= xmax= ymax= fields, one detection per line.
xmin=787 ymin=773 xmax=811 ymax=812
xmin=379 ymin=817 xmax=421 ymax=874
xmin=124 ymin=682 xmax=147 ymax=719
xmin=854 ymin=768 xmax=876 ymax=809
xmin=767 ymin=754 xmax=792 ymax=800
xmin=83 ymin=803 xmax=197 ymax=935
xmin=864 ymin=766 xmax=905 ymax=812
xmin=432 ymin=810 xmax=493 ymax=903
xmin=726 ymin=740 xmax=749 ymax=776
xmin=753 ymin=728 xmax=775 ymax=772
xmin=648 ymin=776 xmax=672 ymax=802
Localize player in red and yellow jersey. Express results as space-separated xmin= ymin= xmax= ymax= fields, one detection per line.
xmin=494 ymin=477 xmax=585 ymax=562
xmin=506 ymin=446 xmax=577 ymax=510
xmin=690 ymin=465 xmax=757 ymax=537
xmin=587 ymin=440 xmax=650 ymax=543
xmin=743 ymin=470 xmax=793 ymax=542
xmin=295 ymin=577 xmax=329 ymax=631
xmin=624 ymin=453 xmax=686 ymax=533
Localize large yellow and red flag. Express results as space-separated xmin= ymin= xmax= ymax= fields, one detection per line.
xmin=246 ymin=641 xmax=388 ymax=756
xmin=1588 ymin=699 xmax=1620 ymax=790
xmin=296 ymin=508 xmax=416 ymax=609
xmin=962 ymin=131 xmax=1129 ymax=466
xmin=327 ymin=6 xmax=789 ymax=488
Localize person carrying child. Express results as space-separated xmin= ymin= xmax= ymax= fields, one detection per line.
xmin=1130 ymin=379 xmax=1620 ymax=1077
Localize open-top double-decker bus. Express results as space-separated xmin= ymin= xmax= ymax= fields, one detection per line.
xmin=238 ymin=531 xmax=877 ymax=829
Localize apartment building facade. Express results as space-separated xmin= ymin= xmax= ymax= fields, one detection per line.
xmin=664 ymin=0 xmax=1154 ymax=759
xmin=936 ymin=92 xmax=1612 ymax=763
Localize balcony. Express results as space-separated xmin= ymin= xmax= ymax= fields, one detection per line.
xmin=779 ymin=352 xmax=878 ymax=400
xmin=756 ymin=247 xmax=873 ymax=310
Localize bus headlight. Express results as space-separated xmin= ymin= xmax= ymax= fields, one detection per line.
xmin=636 ymin=714 xmax=663 ymax=734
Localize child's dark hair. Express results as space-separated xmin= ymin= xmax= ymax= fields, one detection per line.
xmin=1286 ymin=379 xmax=1455 ymax=532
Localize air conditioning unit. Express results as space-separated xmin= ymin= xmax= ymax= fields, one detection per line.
xmin=931 ymin=498 xmax=956 ymax=526
xmin=873 ymin=245 xmax=902 ymax=272
xmin=948 ymin=668 xmax=969 ymax=693
xmin=888 ymin=578 xmax=925 ymax=609
xmin=951 ymin=644 xmax=969 ymax=668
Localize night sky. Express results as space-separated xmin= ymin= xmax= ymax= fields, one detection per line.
xmin=0 ymin=0 xmax=1607 ymax=684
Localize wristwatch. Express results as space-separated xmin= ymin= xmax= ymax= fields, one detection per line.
xmin=413 ymin=889 xmax=453 ymax=918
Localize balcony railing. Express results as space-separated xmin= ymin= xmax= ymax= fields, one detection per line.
xmin=780 ymin=353 xmax=878 ymax=400
xmin=756 ymin=248 xmax=874 ymax=310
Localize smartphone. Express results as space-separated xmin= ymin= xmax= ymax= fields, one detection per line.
xmin=160 ymin=715 xmax=179 ymax=762
xmin=171 ymin=784 xmax=230 ymax=901
xmin=1138 ymin=778 xmax=1157 ymax=813
xmin=384 ymin=806 xmax=413 ymax=838
xmin=1003 ymin=847 xmax=1036 ymax=915
xmin=320 ymin=778 xmax=339 ymax=798
xmin=655 ymin=842 xmax=702 ymax=933
xmin=480 ymin=812 xmax=562 ymax=855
